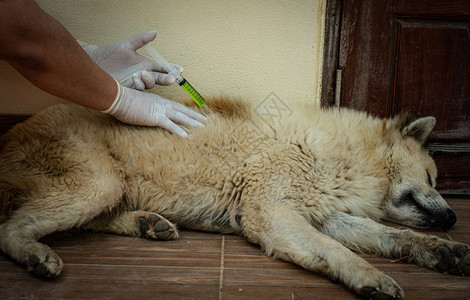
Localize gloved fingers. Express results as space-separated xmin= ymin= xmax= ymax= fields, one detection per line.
xmin=155 ymin=117 xmax=188 ymax=137
xmin=125 ymin=30 xmax=157 ymax=51
xmin=133 ymin=71 xmax=176 ymax=89
xmin=130 ymin=69 xmax=187 ymax=91
xmin=168 ymin=110 xmax=205 ymax=128
xmin=170 ymin=101 xmax=207 ymax=122
xmin=144 ymin=62 xmax=183 ymax=86
xmin=104 ymin=83 xmax=204 ymax=138
xmin=132 ymin=73 xmax=146 ymax=91
xmin=146 ymin=58 xmax=184 ymax=76
xmin=140 ymin=71 xmax=158 ymax=88
xmin=152 ymin=72 xmax=177 ymax=86
xmin=128 ymin=71 xmax=167 ymax=90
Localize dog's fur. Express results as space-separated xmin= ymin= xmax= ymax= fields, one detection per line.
xmin=0 ymin=97 xmax=469 ymax=299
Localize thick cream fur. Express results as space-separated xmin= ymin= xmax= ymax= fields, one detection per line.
xmin=0 ymin=97 xmax=468 ymax=298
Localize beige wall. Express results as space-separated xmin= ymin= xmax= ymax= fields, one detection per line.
xmin=0 ymin=0 xmax=326 ymax=114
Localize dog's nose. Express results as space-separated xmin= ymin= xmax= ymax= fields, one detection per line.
xmin=443 ymin=209 xmax=457 ymax=230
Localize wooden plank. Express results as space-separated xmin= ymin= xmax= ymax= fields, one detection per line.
xmin=224 ymin=253 xmax=301 ymax=271
xmin=222 ymin=285 xmax=361 ymax=300
xmin=0 ymin=263 xmax=220 ymax=285
xmin=223 ymin=267 xmax=337 ymax=288
xmin=55 ymin=249 xmax=221 ymax=268
xmin=41 ymin=230 xmax=222 ymax=253
xmin=1 ymin=279 xmax=219 ymax=299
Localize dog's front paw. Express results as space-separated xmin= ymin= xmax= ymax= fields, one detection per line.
xmin=360 ymin=286 xmax=401 ymax=300
xmin=435 ymin=243 xmax=470 ymax=276
xmin=26 ymin=244 xmax=64 ymax=278
xmin=138 ymin=214 xmax=179 ymax=240
xmin=356 ymin=273 xmax=404 ymax=299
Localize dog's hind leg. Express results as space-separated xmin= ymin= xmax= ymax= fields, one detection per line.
xmin=320 ymin=212 xmax=470 ymax=276
xmin=0 ymin=171 xmax=125 ymax=278
xmin=83 ymin=211 xmax=180 ymax=240
xmin=241 ymin=205 xmax=404 ymax=299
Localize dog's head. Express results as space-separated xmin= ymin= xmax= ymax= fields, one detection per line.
xmin=382 ymin=114 xmax=456 ymax=230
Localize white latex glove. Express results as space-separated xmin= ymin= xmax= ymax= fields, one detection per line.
xmin=103 ymin=80 xmax=206 ymax=137
xmin=78 ymin=31 xmax=182 ymax=90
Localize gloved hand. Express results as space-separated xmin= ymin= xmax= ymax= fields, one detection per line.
xmin=103 ymin=80 xmax=206 ymax=137
xmin=78 ymin=31 xmax=182 ymax=90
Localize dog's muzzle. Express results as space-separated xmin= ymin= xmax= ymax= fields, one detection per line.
xmin=427 ymin=209 xmax=457 ymax=230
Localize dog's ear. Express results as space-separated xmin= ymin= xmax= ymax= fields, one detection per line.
xmin=401 ymin=116 xmax=436 ymax=144
xmin=390 ymin=114 xmax=436 ymax=144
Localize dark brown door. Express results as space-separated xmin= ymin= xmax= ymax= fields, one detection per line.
xmin=330 ymin=0 xmax=470 ymax=193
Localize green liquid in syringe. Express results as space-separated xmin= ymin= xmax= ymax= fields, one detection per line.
xmin=179 ymin=79 xmax=206 ymax=106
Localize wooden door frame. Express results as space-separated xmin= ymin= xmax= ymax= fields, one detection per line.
xmin=319 ymin=0 xmax=470 ymax=194
xmin=321 ymin=0 xmax=342 ymax=107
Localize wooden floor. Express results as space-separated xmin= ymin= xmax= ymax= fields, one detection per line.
xmin=0 ymin=197 xmax=469 ymax=299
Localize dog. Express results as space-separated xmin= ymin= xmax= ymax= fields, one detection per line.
xmin=0 ymin=97 xmax=468 ymax=299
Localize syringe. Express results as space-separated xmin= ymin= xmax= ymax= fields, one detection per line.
xmin=144 ymin=44 xmax=206 ymax=106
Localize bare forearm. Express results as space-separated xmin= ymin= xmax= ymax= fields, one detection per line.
xmin=0 ymin=0 xmax=115 ymax=111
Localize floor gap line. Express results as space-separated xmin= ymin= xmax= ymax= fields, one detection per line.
xmin=218 ymin=235 xmax=225 ymax=300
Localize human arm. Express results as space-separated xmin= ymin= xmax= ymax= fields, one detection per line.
xmin=0 ymin=0 xmax=204 ymax=136
xmin=0 ymin=0 xmax=116 ymax=111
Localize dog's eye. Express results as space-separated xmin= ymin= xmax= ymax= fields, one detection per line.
xmin=426 ymin=171 xmax=433 ymax=187
xmin=393 ymin=192 xmax=415 ymax=207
